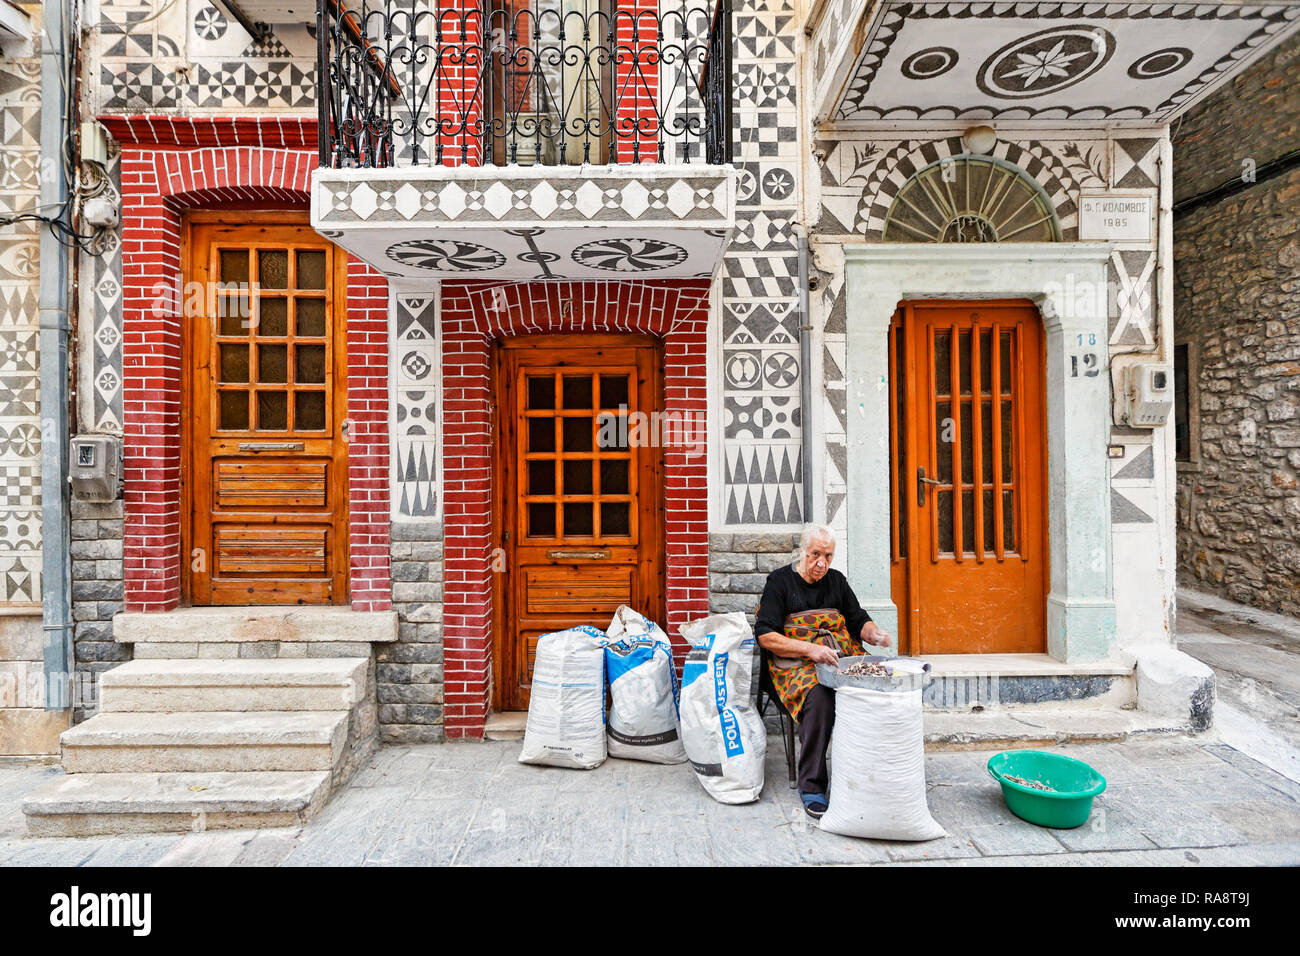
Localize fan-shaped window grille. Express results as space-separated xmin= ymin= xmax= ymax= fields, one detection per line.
xmin=882 ymin=156 xmax=1061 ymax=243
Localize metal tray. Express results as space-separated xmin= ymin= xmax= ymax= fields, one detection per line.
xmin=816 ymin=654 xmax=932 ymax=692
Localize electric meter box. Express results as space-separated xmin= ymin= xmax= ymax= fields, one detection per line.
xmin=1125 ymin=364 xmax=1173 ymax=427
xmin=69 ymin=434 xmax=121 ymax=502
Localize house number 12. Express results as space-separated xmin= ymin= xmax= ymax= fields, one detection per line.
xmin=1071 ymin=334 xmax=1100 ymax=378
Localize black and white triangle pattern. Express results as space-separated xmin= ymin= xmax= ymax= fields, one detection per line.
xmin=724 ymin=445 xmax=804 ymax=526
xmin=392 ymin=295 xmax=439 ymax=521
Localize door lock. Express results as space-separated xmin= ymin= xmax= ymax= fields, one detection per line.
xmin=917 ymin=466 xmax=941 ymax=506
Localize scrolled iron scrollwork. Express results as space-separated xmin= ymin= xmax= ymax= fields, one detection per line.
xmin=318 ymin=0 xmax=731 ymax=169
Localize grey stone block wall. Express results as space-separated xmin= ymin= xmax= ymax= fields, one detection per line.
xmin=382 ymin=522 xmax=445 ymax=743
xmin=1174 ymin=37 xmax=1300 ymax=617
xmin=709 ymin=532 xmax=800 ymax=698
xmin=69 ymin=498 xmax=127 ymax=722
xmin=708 ymin=532 xmax=800 ymax=624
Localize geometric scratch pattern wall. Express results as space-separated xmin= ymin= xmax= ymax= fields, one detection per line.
xmin=812 ymin=131 xmax=1164 ymax=529
xmin=80 ymin=147 xmax=124 ymax=434
xmin=0 ymin=53 xmax=43 ymax=604
xmin=390 ymin=293 xmax=439 ymax=520
xmin=721 ymin=0 xmax=805 ymax=526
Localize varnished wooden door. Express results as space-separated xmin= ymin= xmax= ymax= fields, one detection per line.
xmin=889 ymin=301 xmax=1047 ymax=653
xmin=496 ymin=335 xmax=664 ymax=710
xmin=186 ymin=213 xmax=349 ymax=605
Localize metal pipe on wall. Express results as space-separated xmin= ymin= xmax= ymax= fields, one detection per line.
xmin=38 ymin=0 xmax=74 ymax=711
xmin=797 ymin=231 xmax=812 ymax=524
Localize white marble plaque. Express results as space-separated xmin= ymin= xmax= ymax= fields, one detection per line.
xmin=1079 ymin=194 xmax=1153 ymax=242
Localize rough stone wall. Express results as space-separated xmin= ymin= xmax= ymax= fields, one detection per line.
xmin=69 ymin=498 xmax=127 ymax=722
xmin=1171 ymin=39 xmax=1300 ymax=205
xmin=381 ymin=522 xmax=445 ymax=743
xmin=1174 ymin=38 xmax=1300 ymax=617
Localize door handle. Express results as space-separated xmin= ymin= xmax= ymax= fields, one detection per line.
xmin=916 ymin=466 xmax=941 ymax=506
xmin=238 ymin=442 xmax=304 ymax=452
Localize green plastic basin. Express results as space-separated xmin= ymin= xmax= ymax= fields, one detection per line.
xmin=987 ymin=750 xmax=1107 ymax=829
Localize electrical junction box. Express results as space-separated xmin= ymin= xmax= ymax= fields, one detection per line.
xmin=1122 ymin=364 xmax=1173 ymax=427
xmin=83 ymin=196 xmax=119 ymax=229
xmin=69 ymin=434 xmax=121 ymax=502
xmin=80 ymin=120 xmax=110 ymax=166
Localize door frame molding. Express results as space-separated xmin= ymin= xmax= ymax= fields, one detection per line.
xmin=843 ymin=243 xmax=1117 ymax=663
xmin=438 ymin=279 xmax=711 ymax=736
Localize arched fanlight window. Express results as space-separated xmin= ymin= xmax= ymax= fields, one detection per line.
xmin=882 ymin=156 xmax=1061 ymax=243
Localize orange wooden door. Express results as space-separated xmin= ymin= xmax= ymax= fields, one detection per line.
xmin=186 ymin=214 xmax=349 ymax=605
xmin=889 ymin=301 xmax=1047 ymax=654
xmin=496 ymin=336 xmax=664 ymax=710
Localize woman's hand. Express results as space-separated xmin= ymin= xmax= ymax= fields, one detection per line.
xmin=805 ymin=642 xmax=841 ymax=666
xmin=860 ymin=622 xmax=891 ymax=647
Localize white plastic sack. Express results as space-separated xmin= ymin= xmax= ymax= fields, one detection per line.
xmin=519 ymin=625 xmax=608 ymax=769
xmin=678 ymin=613 xmax=766 ymax=804
xmin=819 ymin=686 xmax=946 ymax=841
xmin=604 ymin=606 xmax=687 ymax=764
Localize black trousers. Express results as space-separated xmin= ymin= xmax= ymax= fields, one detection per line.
xmin=796 ymin=685 xmax=835 ymax=795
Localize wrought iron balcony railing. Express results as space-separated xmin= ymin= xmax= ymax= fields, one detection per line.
xmin=317 ymin=0 xmax=733 ymax=169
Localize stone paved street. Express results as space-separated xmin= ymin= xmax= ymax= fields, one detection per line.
xmin=2 ymin=735 xmax=1298 ymax=866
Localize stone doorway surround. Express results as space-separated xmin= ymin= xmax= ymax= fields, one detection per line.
xmin=842 ymin=243 xmax=1117 ymax=663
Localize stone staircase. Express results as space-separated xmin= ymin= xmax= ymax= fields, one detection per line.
xmin=23 ymin=656 xmax=377 ymax=836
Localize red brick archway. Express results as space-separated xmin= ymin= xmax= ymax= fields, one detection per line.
xmin=106 ymin=116 xmax=391 ymax=613
xmin=440 ymin=280 xmax=711 ymax=737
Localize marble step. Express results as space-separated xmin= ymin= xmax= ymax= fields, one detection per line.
xmin=60 ymin=711 xmax=349 ymax=774
xmin=99 ymin=658 xmax=369 ymax=713
xmin=112 ymin=606 xmax=397 ymax=645
xmin=22 ymin=770 xmax=331 ymax=837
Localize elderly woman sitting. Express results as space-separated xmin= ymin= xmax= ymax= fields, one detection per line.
xmin=754 ymin=524 xmax=890 ymax=819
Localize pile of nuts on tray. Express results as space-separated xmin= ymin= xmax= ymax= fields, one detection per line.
xmin=837 ymin=659 xmax=890 ymax=677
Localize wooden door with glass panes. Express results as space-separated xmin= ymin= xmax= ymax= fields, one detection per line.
xmin=186 ymin=213 xmax=349 ymax=605
xmin=888 ymin=301 xmax=1047 ymax=653
xmin=496 ymin=336 xmax=664 ymax=710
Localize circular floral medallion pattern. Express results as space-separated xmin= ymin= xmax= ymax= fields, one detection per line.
xmin=387 ymin=239 xmax=505 ymax=272
xmin=194 ymin=7 xmax=228 ymax=41
xmin=900 ymin=46 xmax=959 ymax=80
xmin=572 ymin=238 xmax=687 ymax=272
xmin=977 ymin=26 xmax=1116 ymax=100
xmin=1127 ymin=47 xmax=1193 ymax=80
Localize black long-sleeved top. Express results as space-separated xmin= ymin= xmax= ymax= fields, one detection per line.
xmin=753 ymin=564 xmax=872 ymax=639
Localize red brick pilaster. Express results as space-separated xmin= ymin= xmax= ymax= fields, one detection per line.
xmin=345 ymin=257 xmax=392 ymax=611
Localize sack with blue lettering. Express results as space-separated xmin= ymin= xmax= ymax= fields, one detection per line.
xmin=604 ymin=606 xmax=687 ymax=765
xmin=519 ymin=625 xmax=608 ymax=770
xmin=679 ymin=613 xmax=766 ymax=804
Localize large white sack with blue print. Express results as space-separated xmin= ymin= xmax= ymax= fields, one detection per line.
xmin=519 ymin=625 xmax=608 ymax=769
xmin=820 ymin=686 xmax=946 ymax=841
xmin=604 ymin=606 xmax=686 ymax=764
xmin=679 ymin=613 xmax=766 ymax=804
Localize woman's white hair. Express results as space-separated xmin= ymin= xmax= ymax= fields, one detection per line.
xmin=798 ymin=524 xmax=836 ymax=555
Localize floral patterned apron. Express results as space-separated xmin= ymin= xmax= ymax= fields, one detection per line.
xmin=769 ymin=607 xmax=862 ymax=720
